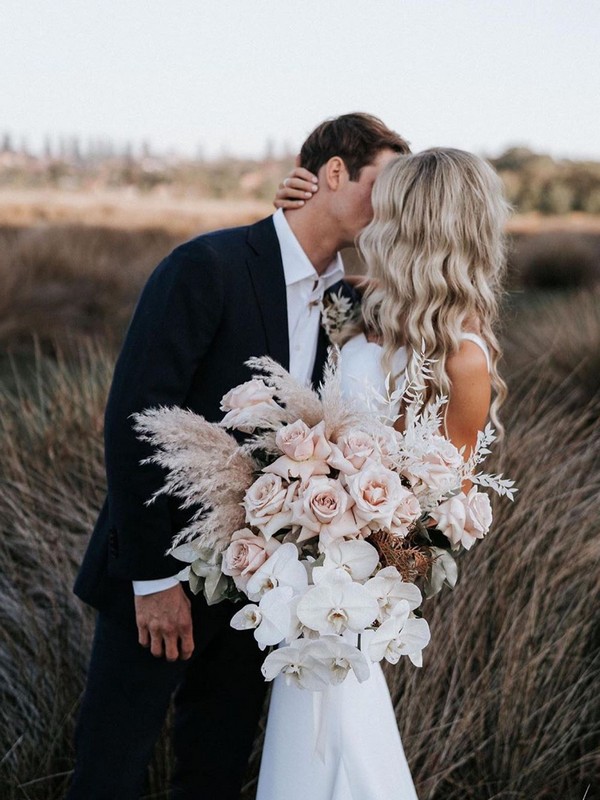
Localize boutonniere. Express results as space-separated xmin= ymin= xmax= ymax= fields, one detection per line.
xmin=318 ymin=290 xmax=361 ymax=343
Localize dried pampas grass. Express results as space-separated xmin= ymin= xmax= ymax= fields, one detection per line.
xmin=246 ymin=355 xmax=323 ymax=425
xmin=132 ymin=406 xmax=256 ymax=550
xmin=247 ymin=350 xmax=372 ymax=446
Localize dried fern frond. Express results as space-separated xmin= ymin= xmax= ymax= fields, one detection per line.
xmin=368 ymin=530 xmax=433 ymax=583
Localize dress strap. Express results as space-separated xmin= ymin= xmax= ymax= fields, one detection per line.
xmin=459 ymin=332 xmax=491 ymax=372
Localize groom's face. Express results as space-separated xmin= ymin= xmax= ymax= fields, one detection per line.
xmin=335 ymin=148 xmax=399 ymax=245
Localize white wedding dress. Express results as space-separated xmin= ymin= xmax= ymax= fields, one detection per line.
xmin=256 ymin=332 xmax=491 ymax=800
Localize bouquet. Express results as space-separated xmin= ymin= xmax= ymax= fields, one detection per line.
xmin=133 ymin=351 xmax=514 ymax=691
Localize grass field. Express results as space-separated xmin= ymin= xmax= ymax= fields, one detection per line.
xmin=1 ymin=200 xmax=599 ymax=798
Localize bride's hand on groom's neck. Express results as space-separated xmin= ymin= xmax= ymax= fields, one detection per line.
xmin=135 ymin=583 xmax=194 ymax=662
xmin=274 ymin=164 xmax=318 ymax=210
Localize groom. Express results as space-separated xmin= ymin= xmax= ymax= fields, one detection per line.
xmin=68 ymin=113 xmax=409 ymax=799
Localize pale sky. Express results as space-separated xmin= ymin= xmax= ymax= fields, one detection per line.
xmin=1 ymin=0 xmax=598 ymax=160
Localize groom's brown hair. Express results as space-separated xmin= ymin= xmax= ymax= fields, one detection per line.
xmin=300 ymin=113 xmax=410 ymax=181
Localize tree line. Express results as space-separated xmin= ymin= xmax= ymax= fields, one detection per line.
xmin=1 ymin=135 xmax=599 ymax=214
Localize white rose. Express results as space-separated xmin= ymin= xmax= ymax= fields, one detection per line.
xmin=277 ymin=419 xmax=316 ymax=460
xmin=220 ymin=379 xmax=283 ymax=433
xmin=264 ymin=420 xmax=332 ymax=482
xmin=429 ymin=493 xmax=468 ymax=550
xmin=221 ymin=379 xmax=275 ymax=409
xmin=403 ymin=454 xmax=460 ymax=499
xmin=464 ymin=487 xmax=493 ymax=540
xmin=328 ymin=430 xmax=377 ymax=475
xmin=430 ymin=487 xmax=492 ymax=551
xmin=390 ymin=487 xmax=421 ymax=536
xmin=347 ymin=463 xmax=406 ymax=531
xmin=293 ymin=477 xmax=360 ymax=545
xmin=431 ymin=436 xmax=464 ymax=469
xmin=221 ymin=529 xmax=279 ymax=591
xmin=243 ymin=474 xmax=295 ymax=539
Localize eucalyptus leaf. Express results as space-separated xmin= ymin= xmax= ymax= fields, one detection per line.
xmin=204 ymin=570 xmax=230 ymax=605
xmin=188 ymin=570 xmax=203 ymax=596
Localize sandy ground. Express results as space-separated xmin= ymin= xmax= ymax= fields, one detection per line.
xmin=0 ymin=188 xmax=273 ymax=235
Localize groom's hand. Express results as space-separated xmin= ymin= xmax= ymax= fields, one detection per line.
xmin=135 ymin=584 xmax=194 ymax=661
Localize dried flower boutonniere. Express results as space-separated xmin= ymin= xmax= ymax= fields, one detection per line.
xmin=319 ymin=290 xmax=361 ymax=344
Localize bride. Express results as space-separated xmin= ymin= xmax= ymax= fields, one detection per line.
xmin=258 ymin=148 xmax=509 ymax=799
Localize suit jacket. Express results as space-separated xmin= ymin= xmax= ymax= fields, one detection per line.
xmin=74 ymin=216 xmax=357 ymax=610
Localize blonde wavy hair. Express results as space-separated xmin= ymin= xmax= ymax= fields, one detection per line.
xmin=346 ymin=147 xmax=510 ymax=432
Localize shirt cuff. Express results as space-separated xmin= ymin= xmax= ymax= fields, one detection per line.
xmin=132 ymin=567 xmax=190 ymax=596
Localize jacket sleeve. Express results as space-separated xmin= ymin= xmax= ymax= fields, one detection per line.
xmin=104 ymin=241 xmax=225 ymax=581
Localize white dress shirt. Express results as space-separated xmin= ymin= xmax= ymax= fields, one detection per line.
xmin=133 ymin=210 xmax=344 ymax=595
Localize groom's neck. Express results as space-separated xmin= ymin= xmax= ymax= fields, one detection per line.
xmin=283 ymin=208 xmax=344 ymax=275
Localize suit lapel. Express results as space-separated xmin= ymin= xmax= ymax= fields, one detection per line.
xmin=246 ymin=217 xmax=290 ymax=371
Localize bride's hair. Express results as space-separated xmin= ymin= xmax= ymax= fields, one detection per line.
xmin=349 ymin=147 xmax=510 ymax=432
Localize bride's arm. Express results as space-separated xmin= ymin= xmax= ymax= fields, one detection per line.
xmin=393 ymin=340 xmax=490 ymax=457
xmin=443 ymin=340 xmax=491 ymax=457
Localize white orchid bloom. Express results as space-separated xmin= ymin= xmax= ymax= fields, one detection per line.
xmin=230 ymin=586 xmax=294 ymax=650
xmin=304 ymin=635 xmax=371 ymax=685
xmin=364 ymin=566 xmax=423 ymax=623
xmin=230 ymin=603 xmax=262 ymax=631
xmin=283 ymin=594 xmax=305 ymax=643
xmin=368 ymin=602 xmax=431 ymax=667
xmin=314 ymin=539 xmax=380 ymax=583
xmin=261 ymin=639 xmax=332 ymax=690
xmin=296 ymin=568 xmax=379 ymax=636
xmin=245 ymin=542 xmax=308 ymax=602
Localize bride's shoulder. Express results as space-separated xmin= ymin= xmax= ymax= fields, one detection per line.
xmin=447 ymin=336 xmax=491 ymax=382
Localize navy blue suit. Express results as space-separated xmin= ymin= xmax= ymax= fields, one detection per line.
xmin=68 ymin=216 xmax=354 ymax=799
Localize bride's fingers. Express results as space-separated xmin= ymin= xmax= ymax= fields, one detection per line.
xmin=274 ymin=175 xmax=319 ymax=209
xmin=280 ymin=186 xmax=314 ymax=200
xmin=274 ymin=198 xmax=306 ymax=210
xmin=273 ymin=197 xmax=305 ymax=210
xmin=288 ymin=166 xmax=318 ymax=183
xmin=280 ymin=177 xmax=318 ymax=194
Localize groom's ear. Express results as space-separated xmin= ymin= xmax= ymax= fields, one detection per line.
xmin=324 ymin=156 xmax=347 ymax=191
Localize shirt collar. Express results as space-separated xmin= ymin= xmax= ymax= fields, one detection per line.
xmin=272 ymin=209 xmax=344 ymax=290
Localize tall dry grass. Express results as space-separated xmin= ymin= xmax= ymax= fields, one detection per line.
xmin=0 ymin=291 xmax=599 ymax=799
xmin=0 ymin=225 xmax=182 ymax=352
xmin=1 ymin=222 xmax=599 ymax=356
xmin=388 ymin=382 xmax=600 ymax=799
